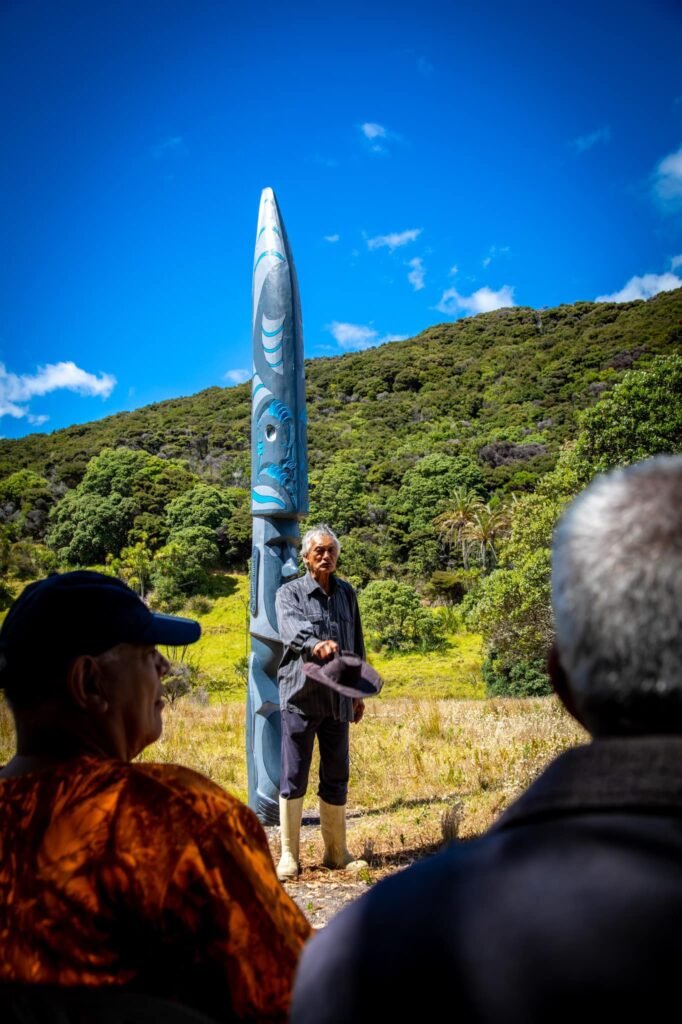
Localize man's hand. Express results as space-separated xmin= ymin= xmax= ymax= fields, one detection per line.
xmin=312 ymin=639 xmax=339 ymax=662
xmin=352 ymin=699 xmax=365 ymax=724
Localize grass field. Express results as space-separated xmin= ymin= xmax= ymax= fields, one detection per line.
xmin=1 ymin=694 xmax=586 ymax=880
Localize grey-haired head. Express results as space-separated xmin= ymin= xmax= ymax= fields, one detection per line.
xmin=301 ymin=524 xmax=341 ymax=559
xmin=551 ymin=455 xmax=682 ymax=736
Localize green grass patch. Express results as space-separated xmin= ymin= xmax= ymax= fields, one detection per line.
xmin=169 ymin=576 xmax=251 ymax=698
xmin=369 ymin=632 xmax=484 ymax=699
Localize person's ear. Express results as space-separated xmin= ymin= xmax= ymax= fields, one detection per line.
xmin=66 ymin=655 xmax=109 ymax=713
xmin=547 ymin=643 xmax=585 ymax=727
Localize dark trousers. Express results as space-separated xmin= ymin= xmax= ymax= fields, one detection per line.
xmin=280 ymin=709 xmax=350 ymax=806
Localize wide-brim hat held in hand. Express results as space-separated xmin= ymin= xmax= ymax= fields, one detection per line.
xmin=303 ymin=650 xmax=383 ymax=699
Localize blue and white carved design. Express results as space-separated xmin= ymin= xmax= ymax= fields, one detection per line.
xmin=250 ymin=187 xmax=308 ymax=517
xmin=247 ymin=187 xmax=309 ymax=824
xmin=262 ymin=314 xmax=285 ymax=375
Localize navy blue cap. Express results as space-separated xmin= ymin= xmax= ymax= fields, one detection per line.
xmin=0 ymin=571 xmax=201 ymax=678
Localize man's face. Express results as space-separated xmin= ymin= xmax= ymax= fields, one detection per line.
xmin=96 ymin=643 xmax=170 ymax=760
xmin=304 ymin=535 xmax=339 ymax=577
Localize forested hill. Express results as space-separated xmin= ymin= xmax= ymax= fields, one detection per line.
xmin=2 ymin=290 xmax=680 ymax=695
xmin=2 ymin=289 xmax=681 ymax=490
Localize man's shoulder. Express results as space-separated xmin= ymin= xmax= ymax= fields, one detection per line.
xmin=293 ymin=845 xmax=470 ymax=1019
xmin=128 ymin=761 xmax=259 ymax=828
xmin=334 ymin=575 xmax=357 ymax=597
xmin=278 ymin=573 xmax=307 ymax=590
xmin=276 ymin=574 xmax=308 ymax=603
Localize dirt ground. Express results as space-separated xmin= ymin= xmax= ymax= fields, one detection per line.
xmin=264 ymin=812 xmax=428 ymax=929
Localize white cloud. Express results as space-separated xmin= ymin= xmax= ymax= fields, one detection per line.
xmin=326 ymin=322 xmax=406 ymax=351
xmin=653 ymin=144 xmax=682 ymax=205
xmin=570 ymin=126 xmax=611 ymax=153
xmin=361 ymin=123 xmax=387 ymax=140
xmin=449 ymin=264 xmax=459 ymax=276
xmin=596 ymin=271 xmax=681 ymax=303
xmin=436 ymin=285 xmax=516 ymax=317
xmin=0 ymin=360 xmax=116 ymax=421
xmin=407 ymin=257 xmax=425 ymax=291
xmin=27 ymin=414 xmax=49 ymax=426
xmin=326 ymin=322 xmax=378 ymax=350
xmin=359 ymin=122 xmax=398 ymax=155
xmin=151 ymin=136 xmax=184 ymax=159
xmin=324 ymin=234 xmax=340 ymax=243
xmin=367 ymin=228 xmax=422 ymax=253
xmin=671 ymin=254 xmax=682 ymax=270
xmin=483 ymin=244 xmax=510 ymax=268
xmin=224 ymin=368 xmax=250 ymax=385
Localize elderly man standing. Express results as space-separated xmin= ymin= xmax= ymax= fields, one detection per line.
xmin=292 ymin=456 xmax=682 ymax=1023
xmin=275 ymin=524 xmax=367 ymax=881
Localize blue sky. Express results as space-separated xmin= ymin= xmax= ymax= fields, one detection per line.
xmin=1 ymin=0 xmax=681 ymax=438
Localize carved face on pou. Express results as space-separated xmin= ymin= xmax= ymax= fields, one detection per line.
xmin=250 ymin=518 xmax=300 ymax=638
xmin=254 ymin=399 xmax=296 ymax=510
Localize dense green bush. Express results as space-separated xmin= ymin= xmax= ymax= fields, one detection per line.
xmin=0 ymin=469 xmax=55 ymax=542
xmin=359 ymin=580 xmax=445 ymax=653
xmin=482 ymin=654 xmax=551 ymax=697
xmin=47 ymin=447 xmax=197 ymax=564
xmin=165 ymin=483 xmax=250 ymax=567
xmin=575 ymin=353 xmax=682 ymax=473
xmin=151 ymin=526 xmax=220 ymax=609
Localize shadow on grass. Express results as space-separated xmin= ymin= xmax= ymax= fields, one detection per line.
xmin=346 ymin=793 xmax=469 ymax=820
xmin=369 ymin=839 xmax=446 ymax=869
xmin=298 ymin=839 xmax=447 ymax=878
xmin=205 ymin=573 xmax=240 ymax=598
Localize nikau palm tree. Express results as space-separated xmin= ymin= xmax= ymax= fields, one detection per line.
xmin=433 ymin=487 xmax=484 ymax=568
xmin=462 ymin=505 xmax=510 ymax=570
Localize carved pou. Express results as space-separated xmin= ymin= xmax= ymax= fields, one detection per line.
xmin=247 ymin=188 xmax=309 ymax=824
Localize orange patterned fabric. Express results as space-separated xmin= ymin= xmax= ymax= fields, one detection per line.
xmin=0 ymin=756 xmax=311 ymax=1021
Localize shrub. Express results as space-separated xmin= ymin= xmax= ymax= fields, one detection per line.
xmin=359 ymin=580 xmax=445 ymax=653
xmin=482 ymin=653 xmax=551 ymax=697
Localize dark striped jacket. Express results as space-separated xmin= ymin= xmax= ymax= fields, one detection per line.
xmin=275 ymin=572 xmax=365 ymax=721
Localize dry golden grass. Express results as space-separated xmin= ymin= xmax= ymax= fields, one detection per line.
xmin=328 ymin=696 xmax=586 ymax=874
xmin=0 ymin=693 xmax=586 ymax=880
xmin=0 ymin=698 xmax=14 ymax=762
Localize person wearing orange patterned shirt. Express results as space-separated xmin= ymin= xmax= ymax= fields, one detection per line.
xmin=0 ymin=571 xmax=311 ymax=1022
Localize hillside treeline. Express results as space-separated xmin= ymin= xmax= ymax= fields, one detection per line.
xmin=1 ymin=291 xmax=681 ymax=693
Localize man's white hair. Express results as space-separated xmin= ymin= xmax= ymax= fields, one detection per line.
xmin=551 ymin=455 xmax=682 ymax=735
xmin=301 ymin=524 xmax=341 ymax=559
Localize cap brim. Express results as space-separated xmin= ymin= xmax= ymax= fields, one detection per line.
xmin=146 ymin=613 xmax=201 ymax=647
